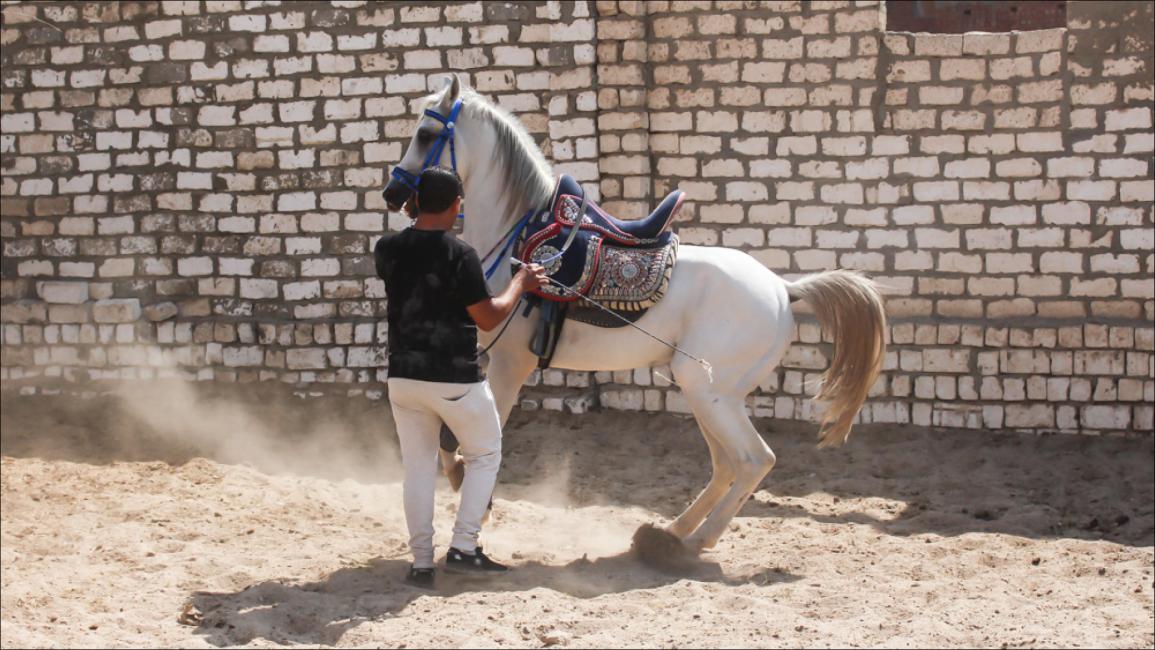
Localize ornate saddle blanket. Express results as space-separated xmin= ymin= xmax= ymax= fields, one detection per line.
xmin=519 ymin=175 xmax=683 ymax=313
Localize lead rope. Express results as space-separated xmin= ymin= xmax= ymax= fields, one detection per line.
xmin=511 ymin=259 xmax=713 ymax=384
xmin=478 ymin=296 xmax=523 ymax=357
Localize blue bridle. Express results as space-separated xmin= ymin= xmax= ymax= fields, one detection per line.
xmin=390 ymin=98 xmax=534 ymax=280
xmin=389 ymin=98 xmax=464 ymax=197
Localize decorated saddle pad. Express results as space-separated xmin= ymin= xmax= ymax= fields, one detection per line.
xmin=520 ymin=175 xmax=681 ymax=313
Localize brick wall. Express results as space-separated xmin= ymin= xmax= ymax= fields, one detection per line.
xmin=1 ymin=1 xmax=1152 ymax=435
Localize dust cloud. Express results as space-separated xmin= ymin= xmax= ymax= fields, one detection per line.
xmin=109 ymin=379 xmax=402 ymax=483
xmin=1 ymin=363 xmax=401 ymax=486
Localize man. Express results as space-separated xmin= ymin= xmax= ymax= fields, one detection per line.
xmin=374 ymin=166 xmax=546 ymax=589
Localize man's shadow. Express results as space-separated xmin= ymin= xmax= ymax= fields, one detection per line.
xmin=187 ymin=551 xmax=799 ymax=647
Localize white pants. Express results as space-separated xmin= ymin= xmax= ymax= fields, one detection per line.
xmin=387 ymin=377 xmax=502 ymax=569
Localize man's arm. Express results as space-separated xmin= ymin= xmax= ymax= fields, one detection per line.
xmin=466 ymin=265 xmax=546 ymax=332
xmin=373 ymin=236 xmax=389 ymax=281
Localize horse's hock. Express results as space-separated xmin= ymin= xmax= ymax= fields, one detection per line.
xmin=0 ymin=1 xmax=1152 ymax=436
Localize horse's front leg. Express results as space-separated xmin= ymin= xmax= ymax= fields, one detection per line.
xmin=441 ymin=314 xmax=538 ymax=489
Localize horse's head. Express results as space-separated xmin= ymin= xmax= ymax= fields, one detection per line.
xmin=382 ymin=74 xmax=465 ymax=211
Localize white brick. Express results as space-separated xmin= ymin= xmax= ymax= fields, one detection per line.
xmin=493 ymin=46 xmax=535 ymax=66
xmin=1 ymin=113 xmax=34 ymax=133
xmin=914 ymin=228 xmax=959 ymax=248
xmin=990 ymin=205 xmax=1036 ymax=225
xmin=1042 ymin=202 xmax=1091 ymax=225
xmin=177 ymin=257 xmax=213 ymax=276
xmin=943 ymin=158 xmax=989 ymax=179
xmin=895 ymin=157 xmax=939 ymax=176
xmin=912 ymin=181 xmax=958 ymax=202
xmin=742 ymin=62 xmax=786 ymax=83
xmin=283 ymin=281 xmax=320 ymax=301
xmin=92 ymin=299 xmax=141 ymax=323
xmin=254 ymin=34 xmax=290 ymax=53
xmin=1099 ymin=158 xmax=1148 ymax=178
xmin=301 ymin=258 xmax=340 ymax=276
xmin=1067 ymin=180 xmax=1116 ymax=201
xmin=776 ymin=136 xmax=816 ymax=156
xmin=995 ymin=158 xmax=1041 ymax=177
xmin=425 ymin=26 xmax=462 ymax=46
xmin=229 ymin=14 xmax=267 ymax=31
xmin=1081 ymin=406 xmax=1130 ymax=430
xmin=224 ymin=346 xmax=264 ymax=367
xmin=287 ymin=349 xmax=326 ymax=370
xmin=297 ymin=31 xmax=334 ymax=52
xmin=240 ymin=279 xmax=279 ymax=299
xmin=198 ymin=105 xmax=236 ymax=127
xmin=38 ymin=281 xmax=89 ymax=304
xmin=871 ymin=135 xmax=909 ymax=156
xmin=279 ymin=101 xmax=315 ymax=122
xmin=820 ymin=182 xmax=864 ymax=204
xmin=1121 ymin=180 xmax=1154 ymax=202
xmin=145 ymin=19 xmax=182 ymax=39
xmin=277 ymin=192 xmax=317 ymax=212
xmin=129 ymin=44 xmax=164 ymax=62
xmin=822 ymin=136 xmax=866 ymax=156
xmin=1047 ymin=157 xmax=1094 ymax=177
xmin=1105 ymin=108 xmax=1152 ymax=131
xmin=169 ymin=40 xmax=205 ymax=60
xmin=219 ymin=258 xmax=254 ymax=276
xmin=722 ymin=228 xmax=764 ymax=247
xmin=1017 ymin=132 xmax=1063 ymax=152
xmin=725 ymin=182 xmax=768 ymax=201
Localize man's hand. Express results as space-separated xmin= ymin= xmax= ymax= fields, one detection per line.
xmin=514 ymin=263 xmax=548 ymax=293
xmin=466 ymin=263 xmax=549 ymax=332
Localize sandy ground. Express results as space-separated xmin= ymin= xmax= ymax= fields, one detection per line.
xmin=1 ymin=385 xmax=1152 ymax=648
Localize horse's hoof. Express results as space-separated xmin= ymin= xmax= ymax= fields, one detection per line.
xmin=446 ymin=457 xmax=465 ymax=492
xmin=632 ymin=523 xmax=698 ymax=574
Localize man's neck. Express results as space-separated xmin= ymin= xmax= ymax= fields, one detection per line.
xmin=412 ymin=212 xmax=456 ymax=231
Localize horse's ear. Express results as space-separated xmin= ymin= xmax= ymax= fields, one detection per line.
xmin=448 ymin=73 xmax=461 ymax=101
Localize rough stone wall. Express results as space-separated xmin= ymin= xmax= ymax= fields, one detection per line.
xmin=0 ymin=1 xmax=1152 ymax=435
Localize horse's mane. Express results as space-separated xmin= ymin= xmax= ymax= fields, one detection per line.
xmin=423 ymin=85 xmax=555 ymax=221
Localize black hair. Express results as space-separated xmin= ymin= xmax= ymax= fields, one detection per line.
xmin=415 ymin=166 xmax=463 ymax=214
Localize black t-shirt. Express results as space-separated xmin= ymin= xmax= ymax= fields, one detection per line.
xmin=374 ymin=228 xmax=492 ymax=383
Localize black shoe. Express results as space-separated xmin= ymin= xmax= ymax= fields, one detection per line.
xmin=405 ymin=566 xmax=436 ymax=590
xmin=445 ymin=546 xmax=509 ymax=574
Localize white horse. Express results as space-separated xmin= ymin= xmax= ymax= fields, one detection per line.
xmin=382 ymin=76 xmax=887 ymax=554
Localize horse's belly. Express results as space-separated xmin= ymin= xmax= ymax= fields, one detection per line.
xmin=548 ymin=245 xmax=790 ymax=373
xmin=549 ymin=318 xmax=677 ymax=371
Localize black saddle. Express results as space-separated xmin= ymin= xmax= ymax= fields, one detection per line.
xmin=519 ymin=175 xmax=682 ymax=303
xmin=518 ymin=175 xmax=683 ymax=367
xmin=548 ymin=175 xmax=682 ymax=243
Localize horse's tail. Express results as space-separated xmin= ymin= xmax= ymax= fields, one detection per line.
xmin=786 ymin=270 xmax=887 ymax=448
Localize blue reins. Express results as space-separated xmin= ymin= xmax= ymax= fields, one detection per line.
xmin=482 ymin=208 xmax=535 ymax=280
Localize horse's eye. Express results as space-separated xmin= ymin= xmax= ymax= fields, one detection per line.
xmin=417 ymin=130 xmax=432 ymax=145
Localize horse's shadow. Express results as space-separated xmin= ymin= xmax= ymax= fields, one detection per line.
xmin=187 ymin=552 xmax=799 ymax=647
xmin=503 ymin=412 xmax=1155 ymax=548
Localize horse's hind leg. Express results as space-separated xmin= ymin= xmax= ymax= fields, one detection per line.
xmin=681 ymin=396 xmax=775 ymax=551
xmin=666 ymin=412 xmax=735 ymax=539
